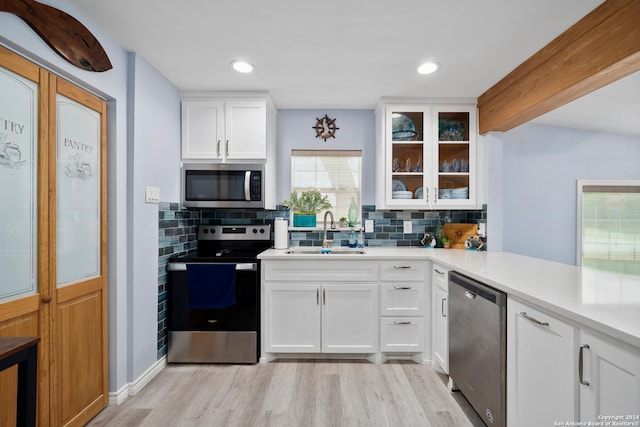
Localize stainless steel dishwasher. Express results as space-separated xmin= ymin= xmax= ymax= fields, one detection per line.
xmin=448 ymin=271 xmax=506 ymax=427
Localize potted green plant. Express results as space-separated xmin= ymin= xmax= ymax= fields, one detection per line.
xmin=338 ymin=217 xmax=348 ymax=228
xmin=442 ymin=236 xmax=451 ymax=249
xmin=282 ymin=189 xmax=332 ymax=227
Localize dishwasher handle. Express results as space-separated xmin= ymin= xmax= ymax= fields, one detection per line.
xmin=449 ymin=271 xmax=506 ymax=307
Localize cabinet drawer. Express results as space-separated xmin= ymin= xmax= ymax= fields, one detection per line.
xmin=380 ymin=261 xmax=426 ymax=281
xmin=264 ymin=261 xmax=379 ymax=282
xmin=380 ymin=317 xmax=424 ymax=352
xmin=432 ymin=264 xmax=449 ymax=290
xmin=380 ymin=282 xmax=425 ymax=316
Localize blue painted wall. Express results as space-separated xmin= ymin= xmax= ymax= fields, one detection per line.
xmin=276 ymin=109 xmax=376 ymax=205
xmin=498 ymin=123 xmax=640 ymax=265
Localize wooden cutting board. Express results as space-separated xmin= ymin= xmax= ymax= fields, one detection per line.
xmin=443 ymin=223 xmax=478 ymax=249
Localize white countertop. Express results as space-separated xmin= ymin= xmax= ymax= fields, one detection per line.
xmin=259 ymin=247 xmax=640 ymax=350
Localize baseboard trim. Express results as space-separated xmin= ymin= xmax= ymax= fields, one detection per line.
xmin=107 ymin=356 xmax=167 ymax=406
xmin=129 ymin=356 xmax=167 ymax=397
xmin=108 ymin=384 xmax=129 ymax=406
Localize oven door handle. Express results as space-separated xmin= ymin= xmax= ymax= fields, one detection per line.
xmin=167 ymin=262 xmax=257 ymax=272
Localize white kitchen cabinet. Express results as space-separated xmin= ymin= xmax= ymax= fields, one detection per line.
xmin=181 ymin=96 xmax=268 ymax=160
xmin=263 ymin=260 xmax=380 ymax=356
xmin=375 ymin=100 xmax=478 ymax=209
xmin=322 ymin=284 xmax=378 ymax=353
xmin=224 ymin=100 xmax=267 ymax=159
xmin=380 ymin=317 xmax=425 ymax=352
xmin=181 ymin=99 xmax=223 ymax=159
xmin=380 ymin=260 xmax=426 ymax=282
xmin=507 ymin=297 xmax=578 ymax=427
xmin=431 ymin=264 xmax=449 ymax=373
xmin=579 ymin=331 xmax=640 ymax=422
xmin=264 ymin=282 xmax=378 ymax=354
xmin=379 ymin=260 xmax=427 ymax=355
xmin=380 ymin=282 xmax=425 ymax=316
xmin=264 ymin=283 xmax=321 ymax=352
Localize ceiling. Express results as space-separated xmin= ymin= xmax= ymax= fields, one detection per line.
xmin=532 ymin=70 xmax=640 ymax=137
xmin=65 ymin=0 xmax=638 ymax=136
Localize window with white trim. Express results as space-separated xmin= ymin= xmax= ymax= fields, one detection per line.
xmin=578 ymin=181 xmax=640 ymax=277
xmin=291 ymin=150 xmax=362 ymax=223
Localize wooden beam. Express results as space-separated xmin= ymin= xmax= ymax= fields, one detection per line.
xmin=478 ymin=0 xmax=640 ymax=134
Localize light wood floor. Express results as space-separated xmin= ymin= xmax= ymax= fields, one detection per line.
xmin=87 ymin=360 xmax=484 ymax=427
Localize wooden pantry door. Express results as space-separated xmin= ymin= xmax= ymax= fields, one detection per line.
xmin=0 ymin=46 xmax=51 ymax=427
xmin=49 ymin=76 xmax=108 ymax=427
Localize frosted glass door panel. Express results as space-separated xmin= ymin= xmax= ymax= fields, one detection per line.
xmin=0 ymin=66 xmax=38 ymax=302
xmin=56 ymin=95 xmax=101 ymax=287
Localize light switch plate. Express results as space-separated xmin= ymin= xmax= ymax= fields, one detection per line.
xmin=145 ymin=186 xmax=160 ymax=204
xmin=403 ymin=220 xmax=412 ymax=234
xmin=365 ymin=219 xmax=374 ymax=233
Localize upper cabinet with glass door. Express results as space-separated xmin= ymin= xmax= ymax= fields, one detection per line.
xmin=375 ymin=101 xmax=478 ymax=209
xmin=433 ymin=105 xmax=477 ymax=207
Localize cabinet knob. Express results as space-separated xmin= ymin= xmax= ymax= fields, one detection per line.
xmin=41 ymin=296 xmax=52 ymax=304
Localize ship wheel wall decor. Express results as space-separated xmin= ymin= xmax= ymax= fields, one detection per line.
xmin=312 ymin=114 xmax=339 ymax=140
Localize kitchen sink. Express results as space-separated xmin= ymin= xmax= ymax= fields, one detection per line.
xmin=284 ymin=248 xmax=367 ymax=255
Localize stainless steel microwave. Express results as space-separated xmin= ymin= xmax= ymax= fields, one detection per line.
xmin=181 ymin=163 xmax=265 ymax=209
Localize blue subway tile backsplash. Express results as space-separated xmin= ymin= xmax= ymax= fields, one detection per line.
xmin=155 ymin=202 xmax=487 ymax=359
xmin=156 ymin=202 xmax=198 ymax=359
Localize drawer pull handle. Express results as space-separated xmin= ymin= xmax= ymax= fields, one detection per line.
xmin=579 ymin=344 xmax=590 ymax=386
xmin=323 ymin=288 xmax=326 ymax=305
xmin=207 ymin=320 xmax=218 ymax=324
xmin=316 ymin=288 xmax=319 ymax=305
xmin=393 ymin=321 xmax=412 ymax=325
xmin=393 ymin=265 xmax=411 ymax=269
xmin=519 ymin=311 xmax=549 ymax=327
xmin=393 ymin=286 xmax=412 ymax=290
xmin=434 ymin=269 xmax=445 ymax=275
xmin=442 ymin=298 xmax=447 ymax=317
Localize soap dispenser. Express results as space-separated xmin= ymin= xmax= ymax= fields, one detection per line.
xmin=349 ymin=229 xmax=357 ymax=248
xmin=357 ymin=228 xmax=365 ymax=248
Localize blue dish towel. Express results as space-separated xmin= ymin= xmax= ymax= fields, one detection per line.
xmin=186 ymin=264 xmax=237 ymax=309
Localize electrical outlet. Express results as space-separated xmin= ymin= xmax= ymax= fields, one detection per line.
xmin=365 ymin=219 xmax=374 ymax=233
xmin=403 ymin=220 xmax=412 ymax=234
xmin=145 ymin=186 xmax=160 ymax=204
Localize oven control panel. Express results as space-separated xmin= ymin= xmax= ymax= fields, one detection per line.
xmin=198 ymin=225 xmax=271 ymax=241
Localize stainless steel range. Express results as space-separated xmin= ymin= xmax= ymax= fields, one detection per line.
xmin=167 ymin=224 xmax=271 ymax=363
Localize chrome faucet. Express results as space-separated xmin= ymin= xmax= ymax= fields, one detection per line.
xmin=322 ymin=211 xmax=335 ymax=248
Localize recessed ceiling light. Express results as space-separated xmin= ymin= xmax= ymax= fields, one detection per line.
xmin=230 ymin=60 xmax=254 ymax=73
xmin=417 ymin=62 xmax=439 ymax=75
